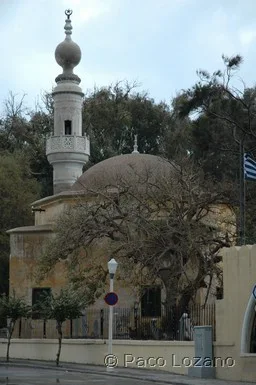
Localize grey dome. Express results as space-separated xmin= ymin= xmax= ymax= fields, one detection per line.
xmin=71 ymin=153 xmax=174 ymax=192
xmin=55 ymin=40 xmax=81 ymax=72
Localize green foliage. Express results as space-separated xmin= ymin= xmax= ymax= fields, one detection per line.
xmin=0 ymin=92 xmax=52 ymax=295
xmin=189 ymin=116 xmax=239 ymax=181
xmin=0 ymin=151 xmax=40 ymax=227
xmin=0 ymin=92 xmax=53 ymax=198
xmin=0 ymin=292 xmax=31 ymax=362
xmin=26 ymin=110 xmax=53 ymax=197
xmin=82 ymin=81 xmax=173 ymax=165
xmin=0 ymin=151 xmax=41 ymax=295
xmin=35 ymin=287 xmax=87 ymax=366
xmin=176 ymin=54 xmax=256 ymax=242
xmin=222 ymin=54 xmax=243 ymax=69
xmin=0 ymin=292 xmax=31 ymax=321
xmin=36 ymin=287 xmax=87 ymax=324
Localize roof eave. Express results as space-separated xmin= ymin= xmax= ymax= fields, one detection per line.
xmin=7 ymin=224 xmax=54 ymax=234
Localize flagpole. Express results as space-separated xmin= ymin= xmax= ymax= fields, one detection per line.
xmin=239 ymin=141 xmax=245 ymax=245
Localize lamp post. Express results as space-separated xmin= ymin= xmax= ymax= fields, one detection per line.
xmin=107 ymin=258 xmax=118 ymax=371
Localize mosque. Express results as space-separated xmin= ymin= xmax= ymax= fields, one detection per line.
xmin=3 ymin=7 xmax=256 ymax=382
xmin=6 ymin=10 xmax=180 ymax=313
xmin=5 ymin=10 xmax=256 ymax=382
xmin=7 ymin=9 xmax=232 ymax=334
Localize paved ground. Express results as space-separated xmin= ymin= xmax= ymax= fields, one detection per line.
xmin=0 ymin=359 xmax=254 ymax=385
xmin=0 ymin=366 xmax=159 ymax=385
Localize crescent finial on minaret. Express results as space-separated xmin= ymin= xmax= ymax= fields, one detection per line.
xmin=65 ymin=9 xmax=73 ymax=19
xmin=64 ymin=9 xmax=73 ymax=37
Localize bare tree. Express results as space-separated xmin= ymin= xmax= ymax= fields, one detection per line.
xmin=0 ymin=92 xmax=29 ymax=149
xmin=38 ymin=157 xmax=235 ymax=312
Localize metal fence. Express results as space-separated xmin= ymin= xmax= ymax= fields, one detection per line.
xmin=2 ymin=303 xmax=216 ymax=341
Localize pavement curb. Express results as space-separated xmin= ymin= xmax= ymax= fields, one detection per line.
xmin=0 ymin=361 xmax=192 ymax=385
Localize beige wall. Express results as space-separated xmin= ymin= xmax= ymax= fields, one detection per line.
xmin=214 ymin=245 xmax=256 ymax=382
xmin=33 ymin=194 xmax=95 ymax=226
xmin=0 ymin=339 xmax=194 ymax=374
xmin=34 ymin=201 xmax=69 ymax=225
xmin=10 ymin=227 xmax=61 ymax=294
xmin=0 ymin=338 xmax=252 ymax=379
xmin=9 ymin=229 xmax=138 ymax=309
xmin=9 ymin=230 xmax=69 ymax=303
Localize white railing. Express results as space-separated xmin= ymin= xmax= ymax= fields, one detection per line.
xmin=46 ymin=134 xmax=90 ymax=155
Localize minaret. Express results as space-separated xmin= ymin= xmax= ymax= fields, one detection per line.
xmin=46 ymin=9 xmax=90 ymax=194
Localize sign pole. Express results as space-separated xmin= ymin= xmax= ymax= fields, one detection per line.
xmin=106 ymin=258 xmax=118 ymax=372
xmin=107 ymin=276 xmax=114 ymax=371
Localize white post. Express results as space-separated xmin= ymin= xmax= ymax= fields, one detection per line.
xmin=107 ymin=258 xmax=118 ymax=372
xmin=107 ymin=277 xmax=114 ymax=371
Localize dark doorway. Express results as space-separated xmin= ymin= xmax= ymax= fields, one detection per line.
xmin=64 ymin=120 xmax=72 ymax=135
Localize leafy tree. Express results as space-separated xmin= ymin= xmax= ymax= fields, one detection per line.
xmin=36 ymin=288 xmax=88 ymax=366
xmin=0 ymin=292 xmax=31 ymax=362
xmin=177 ymin=55 xmax=256 ymax=243
xmin=0 ymin=92 xmax=53 ymax=197
xmin=159 ymin=94 xmax=193 ymax=160
xmin=178 ymin=55 xmax=256 ymax=173
xmin=27 ymin=110 xmax=53 ymax=197
xmin=82 ymin=81 xmax=174 ymax=165
xmin=0 ymin=151 xmax=40 ymax=295
xmin=0 ymin=92 xmax=52 ymax=291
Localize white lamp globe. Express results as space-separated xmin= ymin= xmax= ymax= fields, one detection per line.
xmin=108 ymin=258 xmax=118 ymax=275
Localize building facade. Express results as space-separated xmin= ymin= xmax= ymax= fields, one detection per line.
xmin=8 ymin=10 xmax=232 ymax=328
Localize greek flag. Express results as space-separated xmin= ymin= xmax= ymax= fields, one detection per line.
xmin=244 ymin=153 xmax=256 ymax=181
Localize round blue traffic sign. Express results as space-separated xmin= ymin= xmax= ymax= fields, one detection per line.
xmin=104 ymin=292 xmax=118 ymax=306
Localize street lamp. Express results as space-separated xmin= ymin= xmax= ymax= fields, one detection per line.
xmin=107 ymin=258 xmax=118 ymax=371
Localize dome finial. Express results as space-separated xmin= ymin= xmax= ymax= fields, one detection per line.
xmin=64 ymin=9 xmax=73 ymax=39
xmin=54 ymin=9 xmax=82 ymax=83
xmin=65 ymin=9 xmax=72 ymax=19
xmin=132 ymin=134 xmax=139 ymax=154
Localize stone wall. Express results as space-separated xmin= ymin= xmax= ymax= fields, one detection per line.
xmin=9 ymin=228 xmax=137 ymax=308
xmin=214 ymin=245 xmax=256 ymax=382
xmin=9 ymin=230 xmax=67 ymax=303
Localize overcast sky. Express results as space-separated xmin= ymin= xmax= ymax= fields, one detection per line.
xmin=1 ymin=0 xmax=256 ymax=113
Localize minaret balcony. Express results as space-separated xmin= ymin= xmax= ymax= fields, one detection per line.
xmin=46 ymin=134 xmax=90 ymax=156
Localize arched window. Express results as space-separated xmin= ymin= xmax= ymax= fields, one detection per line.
xmin=64 ymin=120 xmax=72 ymax=135
xmin=241 ymin=286 xmax=256 ymax=353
